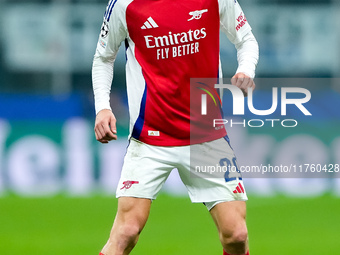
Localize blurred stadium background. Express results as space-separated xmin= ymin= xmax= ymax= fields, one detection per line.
xmin=0 ymin=0 xmax=340 ymax=254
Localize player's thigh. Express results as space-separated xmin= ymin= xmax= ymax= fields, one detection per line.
xmin=209 ymin=200 xmax=247 ymax=237
xmin=114 ymin=197 xmax=152 ymax=230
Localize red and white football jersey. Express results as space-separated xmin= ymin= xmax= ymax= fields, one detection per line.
xmin=93 ymin=0 xmax=252 ymax=146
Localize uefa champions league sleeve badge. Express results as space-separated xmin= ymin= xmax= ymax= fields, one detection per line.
xmin=100 ymin=21 xmax=109 ymax=38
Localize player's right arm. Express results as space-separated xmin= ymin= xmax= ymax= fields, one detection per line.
xmin=94 ymin=109 xmax=117 ymax=143
xmin=92 ymin=0 xmax=127 ymax=143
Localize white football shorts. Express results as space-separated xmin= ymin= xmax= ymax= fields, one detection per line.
xmin=116 ymin=137 xmax=247 ymax=210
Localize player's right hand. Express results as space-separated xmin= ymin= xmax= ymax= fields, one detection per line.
xmin=94 ymin=109 xmax=117 ymax=143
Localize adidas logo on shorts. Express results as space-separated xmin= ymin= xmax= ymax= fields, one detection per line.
xmin=233 ymin=182 xmax=245 ymax=194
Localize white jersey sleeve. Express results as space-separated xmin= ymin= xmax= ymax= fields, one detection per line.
xmin=219 ymin=0 xmax=259 ymax=78
xmin=92 ymin=0 xmax=129 ymax=114
xmin=219 ymin=0 xmax=251 ymax=44
xmin=234 ymin=32 xmax=259 ymax=78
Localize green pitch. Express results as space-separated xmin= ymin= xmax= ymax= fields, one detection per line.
xmin=0 ymin=194 xmax=339 ymax=255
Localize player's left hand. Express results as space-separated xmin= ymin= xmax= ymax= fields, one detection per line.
xmin=231 ymin=72 xmax=255 ymax=97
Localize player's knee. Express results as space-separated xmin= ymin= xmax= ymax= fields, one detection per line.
xmin=231 ymin=228 xmax=248 ymax=245
xmin=220 ymin=226 xmax=248 ymax=248
xmin=109 ymin=220 xmax=141 ymax=244
xmin=117 ymin=222 xmax=141 ymax=240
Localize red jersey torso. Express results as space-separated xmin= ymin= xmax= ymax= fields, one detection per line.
xmin=125 ymin=0 xmax=226 ymax=146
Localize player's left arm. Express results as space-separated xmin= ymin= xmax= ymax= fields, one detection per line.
xmin=231 ymin=31 xmax=258 ymax=96
xmin=219 ymin=0 xmax=259 ymax=96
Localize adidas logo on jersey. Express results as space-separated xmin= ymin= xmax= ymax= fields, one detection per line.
xmin=141 ymin=17 xmax=159 ymax=29
xmin=233 ymin=182 xmax=245 ymax=194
